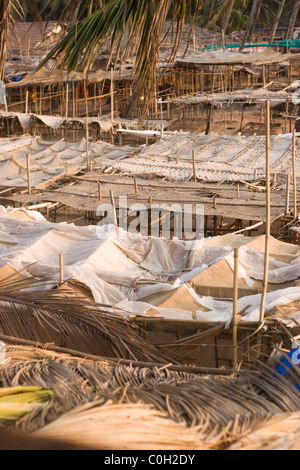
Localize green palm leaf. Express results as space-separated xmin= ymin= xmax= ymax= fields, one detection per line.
xmin=39 ymin=0 xmax=201 ymax=119
xmin=0 ymin=387 xmax=54 ymax=423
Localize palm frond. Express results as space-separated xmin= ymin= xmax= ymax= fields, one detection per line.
xmin=0 ymin=343 xmax=299 ymax=449
xmin=0 ymin=387 xmax=53 ymax=424
xmin=39 ymin=0 xmax=201 ymax=119
xmin=0 ymin=273 xmax=172 ymax=364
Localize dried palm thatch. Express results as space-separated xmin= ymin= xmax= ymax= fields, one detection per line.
xmin=228 ymin=412 xmax=300 ymax=450
xmin=33 ymin=401 xmax=209 ymax=450
xmin=157 ymin=323 xmax=225 ymax=359
xmin=0 ymin=344 xmax=299 ymax=449
xmin=0 ymin=275 xmax=227 ymax=362
xmin=0 ymin=282 xmax=173 ymax=363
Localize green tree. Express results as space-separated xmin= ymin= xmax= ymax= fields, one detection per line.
xmin=40 ymin=0 xmax=201 ymax=119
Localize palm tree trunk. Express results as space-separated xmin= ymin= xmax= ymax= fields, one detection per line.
xmin=0 ymin=0 xmax=10 ymax=81
xmin=239 ymin=0 xmax=262 ymax=51
xmin=221 ymin=0 xmax=235 ymax=34
xmin=286 ymin=0 xmax=300 ymax=40
xmin=269 ymin=0 xmax=286 ymax=43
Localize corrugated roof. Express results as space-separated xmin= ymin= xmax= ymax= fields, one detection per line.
xmin=7 ymin=22 xmax=60 ymax=53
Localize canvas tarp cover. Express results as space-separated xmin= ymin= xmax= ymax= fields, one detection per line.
xmin=0 ymin=136 xmax=136 ymax=189
xmin=1 ymin=206 xmax=300 ymax=326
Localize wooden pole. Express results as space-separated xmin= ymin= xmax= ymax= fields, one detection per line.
xmin=65 ymin=83 xmax=69 ymax=119
xmin=192 ymin=150 xmax=197 ymax=182
xmin=134 ymin=178 xmax=138 ymax=194
xmin=72 ymin=82 xmax=75 ymax=118
xmin=285 ymin=173 xmax=290 ymax=214
xmin=205 ymin=104 xmax=212 ymax=135
xmin=39 ymin=86 xmax=42 ymax=115
xmin=260 ymin=100 xmax=271 ymax=324
xmin=110 ymin=189 xmax=118 ymax=227
xmin=292 ymin=129 xmax=297 ymax=218
xmin=233 ymin=248 xmax=239 ymax=368
xmin=211 ymin=66 xmax=215 ymax=93
xmin=59 ymin=253 xmax=64 ymax=285
xmin=239 ymin=105 xmax=245 ymax=132
xmin=84 ymin=79 xmax=90 ymax=170
xmin=111 ymin=67 xmax=114 ymax=124
xmin=98 ymin=183 xmax=102 ymax=201
xmin=26 ymin=154 xmax=31 ymax=195
xmin=25 ymin=89 xmax=29 ymax=114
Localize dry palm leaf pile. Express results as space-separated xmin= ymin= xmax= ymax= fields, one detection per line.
xmin=0 ymin=344 xmax=299 ymax=450
xmin=0 ymin=273 xmax=229 ymax=363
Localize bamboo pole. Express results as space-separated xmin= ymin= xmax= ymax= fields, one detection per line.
xmin=285 ymin=173 xmax=290 ymax=214
xmin=259 ymin=100 xmax=271 ymax=324
xmin=233 ymin=248 xmax=239 ymax=368
xmin=292 ymin=129 xmax=297 ymax=218
xmin=72 ymin=83 xmax=75 ymax=118
xmin=111 ymin=68 xmax=114 ymax=124
xmin=84 ymin=79 xmax=90 ymax=171
xmin=26 ymin=154 xmax=31 ymax=195
xmin=110 ymin=190 xmax=118 ymax=227
xmin=59 ymin=253 xmax=64 ymax=285
xmin=25 ymin=89 xmax=29 ymax=114
xmin=65 ymin=83 xmax=69 ymax=119
xmin=0 ymin=332 xmax=238 ymax=376
xmin=192 ymin=150 xmax=197 ymax=182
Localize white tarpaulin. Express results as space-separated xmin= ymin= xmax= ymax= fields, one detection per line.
xmin=0 ymin=136 xmax=136 ymax=189
xmin=0 ymin=206 xmax=300 ymax=326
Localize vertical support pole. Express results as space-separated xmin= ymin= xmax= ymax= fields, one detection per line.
xmin=72 ymin=82 xmax=76 ymax=118
xmin=111 ymin=67 xmax=114 ymax=124
xmin=260 ymin=100 xmax=271 ymax=324
xmin=98 ymin=183 xmax=102 ymax=201
xmin=284 ymin=99 xmax=289 ymax=134
xmin=160 ymin=122 xmax=164 ymax=138
xmin=25 ymin=89 xmax=29 ymax=114
xmin=293 ymin=128 xmax=297 ymax=218
xmin=211 ymin=66 xmax=215 ymax=93
xmin=240 ymin=105 xmax=245 ymax=132
xmin=84 ymin=79 xmax=90 ymax=171
xmin=59 ymin=253 xmax=64 ymax=285
xmin=193 ymin=150 xmax=197 ymax=183
xmin=233 ymin=248 xmax=239 ymax=369
xmin=110 ymin=190 xmax=118 ymax=227
xmin=286 ymin=173 xmax=291 ymax=214
xmin=65 ymin=83 xmax=69 ymax=119
xmin=39 ymin=86 xmax=42 ymax=115
xmin=26 ymin=154 xmax=31 ymax=195
xmin=134 ymin=178 xmax=138 ymax=194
